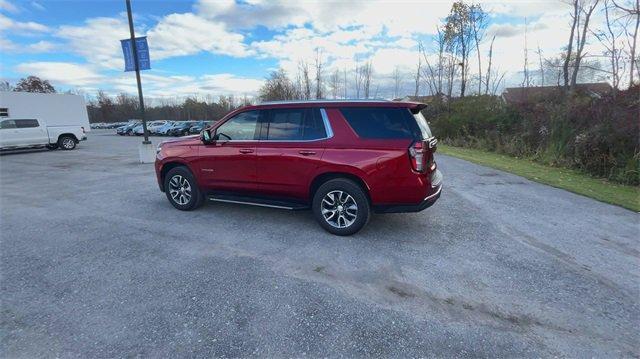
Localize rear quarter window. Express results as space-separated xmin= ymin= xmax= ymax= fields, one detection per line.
xmin=339 ymin=107 xmax=419 ymax=139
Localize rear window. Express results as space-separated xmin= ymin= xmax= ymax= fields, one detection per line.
xmin=339 ymin=107 xmax=423 ymax=140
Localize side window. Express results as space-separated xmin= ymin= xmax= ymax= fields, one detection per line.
xmin=339 ymin=107 xmax=417 ymax=139
xmin=266 ymin=108 xmax=304 ymax=140
xmin=0 ymin=120 xmax=16 ymax=129
xmin=15 ymin=119 xmax=40 ymax=128
xmin=215 ymin=111 xmax=259 ymax=141
xmin=302 ymin=109 xmax=327 ymax=140
xmin=264 ymin=108 xmax=327 ymax=141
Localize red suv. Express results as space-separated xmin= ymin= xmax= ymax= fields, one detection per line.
xmin=155 ymin=100 xmax=442 ymax=235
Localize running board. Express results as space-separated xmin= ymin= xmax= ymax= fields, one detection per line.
xmin=207 ymin=194 xmax=308 ymax=210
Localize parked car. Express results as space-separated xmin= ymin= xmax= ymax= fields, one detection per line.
xmin=155 ymin=121 xmax=176 ymax=136
xmin=155 ymin=100 xmax=442 ymax=236
xmin=147 ymin=120 xmax=169 ymax=135
xmin=188 ymin=121 xmax=207 ymax=134
xmin=0 ymin=92 xmax=89 ymax=151
xmin=116 ymin=121 xmax=139 ymax=135
xmin=167 ymin=121 xmax=194 ymax=136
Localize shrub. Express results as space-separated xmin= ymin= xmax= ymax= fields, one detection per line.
xmin=427 ymin=85 xmax=639 ymax=186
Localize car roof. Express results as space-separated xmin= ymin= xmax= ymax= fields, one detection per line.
xmin=242 ymin=99 xmax=426 ymax=111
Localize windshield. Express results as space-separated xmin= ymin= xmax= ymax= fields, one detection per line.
xmin=413 ymin=111 xmax=433 ymax=139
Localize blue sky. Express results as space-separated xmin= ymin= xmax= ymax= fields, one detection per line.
xmin=0 ymin=0 xmax=587 ymax=100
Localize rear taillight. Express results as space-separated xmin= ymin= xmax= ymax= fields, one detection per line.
xmin=409 ymin=141 xmax=426 ymax=173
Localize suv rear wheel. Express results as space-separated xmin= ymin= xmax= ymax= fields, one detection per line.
xmin=312 ymin=178 xmax=370 ymax=236
xmin=163 ymin=167 xmax=204 ymax=210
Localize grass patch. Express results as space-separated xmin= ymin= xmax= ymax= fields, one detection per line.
xmin=438 ymin=144 xmax=640 ymax=212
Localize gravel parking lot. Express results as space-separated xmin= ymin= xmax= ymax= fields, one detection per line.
xmin=1 ymin=130 xmax=638 ymax=357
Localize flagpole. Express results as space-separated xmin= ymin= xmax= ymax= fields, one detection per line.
xmin=125 ymin=0 xmax=150 ymax=145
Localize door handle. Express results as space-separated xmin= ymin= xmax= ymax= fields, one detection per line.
xmin=239 ymin=148 xmax=254 ymax=154
xmin=298 ymin=150 xmax=316 ymax=156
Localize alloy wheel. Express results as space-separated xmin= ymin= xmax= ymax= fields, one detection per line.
xmin=168 ymin=174 xmax=192 ymax=205
xmin=321 ymin=190 xmax=358 ymax=228
xmin=62 ymin=138 xmax=75 ymax=149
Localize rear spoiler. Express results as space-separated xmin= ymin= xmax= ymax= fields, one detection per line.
xmin=409 ymin=103 xmax=427 ymax=114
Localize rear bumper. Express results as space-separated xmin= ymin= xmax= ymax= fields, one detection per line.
xmin=373 ymin=169 xmax=443 ymax=214
xmin=374 ymin=185 xmax=441 ymax=213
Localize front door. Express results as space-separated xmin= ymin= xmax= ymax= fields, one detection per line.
xmin=197 ymin=110 xmax=260 ymax=193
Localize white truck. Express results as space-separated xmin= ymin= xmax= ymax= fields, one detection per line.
xmin=0 ymin=92 xmax=89 ymax=151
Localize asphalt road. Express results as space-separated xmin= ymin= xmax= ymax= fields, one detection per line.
xmin=1 ymin=130 xmax=638 ymax=357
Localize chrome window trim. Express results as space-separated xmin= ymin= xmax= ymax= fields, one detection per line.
xmin=214 ymin=107 xmax=334 ymax=143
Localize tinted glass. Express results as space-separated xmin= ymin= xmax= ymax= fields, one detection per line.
xmin=15 ymin=119 xmax=39 ymax=128
xmin=216 ymin=111 xmax=259 ymax=140
xmin=303 ymin=109 xmax=327 ymax=140
xmin=266 ymin=109 xmax=304 ymax=140
xmin=340 ymin=107 xmax=419 ymax=139
xmin=265 ymin=108 xmax=326 ymax=141
xmin=0 ymin=120 xmax=16 ymax=129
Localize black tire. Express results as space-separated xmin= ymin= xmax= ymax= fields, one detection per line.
xmin=312 ymin=178 xmax=370 ymax=236
xmin=163 ymin=166 xmax=204 ymax=211
xmin=58 ymin=135 xmax=76 ymax=150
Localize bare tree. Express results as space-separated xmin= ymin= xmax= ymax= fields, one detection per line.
xmin=354 ymin=60 xmax=363 ymax=98
xmin=389 ymin=66 xmax=401 ymax=98
xmin=258 ymin=69 xmax=299 ymax=101
xmin=329 ymin=68 xmax=340 ymax=99
xmin=563 ymin=0 xmax=580 ymax=88
xmin=299 ymin=60 xmax=311 ymax=100
xmin=536 ymin=44 xmax=545 ymax=86
xmin=614 ymin=0 xmax=639 ymax=86
xmin=414 ymin=51 xmax=422 ymax=97
xmin=470 ymin=4 xmax=488 ymax=94
xmin=343 ymin=66 xmax=348 ymax=98
xmin=522 ymin=18 xmax=531 ymax=87
xmin=314 ymin=48 xmax=323 ymax=99
xmin=363 ymin=61 xmax=373 ymax=99
xmin=592 ymin=0 xmax=625 ymax=90
xmin=484 ymin=35 xmax=496 ymax=94
xmin=570 ymin=0 xmax=601 ymax=91
xmin=444 ymin=1 xmax=475 ymax=97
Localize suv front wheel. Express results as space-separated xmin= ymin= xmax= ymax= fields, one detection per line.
xmin=312 ymin=178 xmax=370 ymax=236
xmin=163 ymin=167 xmax=204 ymax=210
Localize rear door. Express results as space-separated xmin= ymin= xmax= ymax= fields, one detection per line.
xmin=255 ymin=107 xmax=329 ymax=200
xmin=197 ymin=110 xmax=260 ymax=192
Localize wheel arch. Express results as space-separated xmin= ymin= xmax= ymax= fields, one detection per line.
xmin=57 ymin=133 xmax=79 ymax=143
xmin=159 ymin=161 xmax=197 ymax=190
xmin=309 ymin=171 xmax=371 ymax=204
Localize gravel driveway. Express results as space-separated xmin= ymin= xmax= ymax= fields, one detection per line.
xmin=1 ymin=130 xmax=638 ymax=357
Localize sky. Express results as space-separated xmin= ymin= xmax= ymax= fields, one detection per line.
xmin=0 ymin=0 xmax=605 ymax=101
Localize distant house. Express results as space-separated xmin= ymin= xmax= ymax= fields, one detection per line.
xmin=393 ymin=93 xmax=448 ymax=104
xmin=501 ymin=83 xmax=612 ymax=104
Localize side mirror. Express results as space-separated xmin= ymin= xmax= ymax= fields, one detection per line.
xmin=201 ymin=129 xmax=212 ymax=144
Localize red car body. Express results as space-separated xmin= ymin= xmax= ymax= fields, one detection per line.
xmin=155 ymin=100 xmax=441 ymax=218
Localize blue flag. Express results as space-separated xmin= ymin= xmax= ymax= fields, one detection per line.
xmin=121 ymin=36 xmax=151 ymax=72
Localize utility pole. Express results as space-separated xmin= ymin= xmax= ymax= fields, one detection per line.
xmin=126 ymin=0 xmax=150 ymax=145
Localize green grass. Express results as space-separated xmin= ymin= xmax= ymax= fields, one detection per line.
xmin=438 ymin=144 xmax=640 ymax=212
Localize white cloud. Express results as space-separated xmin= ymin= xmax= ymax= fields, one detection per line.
xmin=15 ymin=62 xmax=104 ymax=86
xmin=0 ymin=13 xmax=48 ymax=33
xmin=57 ymin=16 xmax=131 ymax=70
xmin=0 ymin=0 xmax=18 ymax=13
xmin=147 ymin=13 xmax=249 ymax=59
